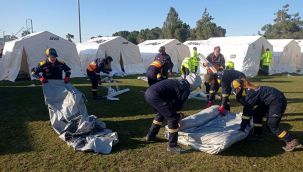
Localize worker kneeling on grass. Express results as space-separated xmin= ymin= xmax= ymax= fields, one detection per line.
xmin=31 ymin=48 xmax=71 ymax=84
xmin=87 ymin=56 xmax=113 ymax=100
xmin=231 ymin=78 xmax=302 ymax=151
xmin=145 ymin=73 xmax=202 ymax=154
xmin=204 ymin=69 xmax=246 ymax=114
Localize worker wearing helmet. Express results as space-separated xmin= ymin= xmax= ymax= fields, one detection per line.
xmin=87 ymin=56 xmax=113 ymax=99
xmin=145 ymin=73 xmax=202 ymax=154
xmin=31 ymin=48 xmax=71 ymax=84
xmin=204 ymin=69 xmax=246 ymax=114
xmin=231 ymin=78 xmax=302 ymax=152
xmin=154 ymin=46 xmax=174 ymax=79
xmin=225 ymin=60 xmax=235 ymax=70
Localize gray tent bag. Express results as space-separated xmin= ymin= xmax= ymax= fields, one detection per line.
xmin=42 ymin=80 xmax=118 ymax=154
xmin=165 ymin=106 xmax=251 ymax=154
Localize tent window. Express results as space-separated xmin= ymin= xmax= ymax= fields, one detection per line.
xmin=119 ymin=52 xmax=125 ymax=72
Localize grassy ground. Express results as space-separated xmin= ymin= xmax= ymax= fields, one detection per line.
xmin=0 ymin=75 xmax=303 ymax=171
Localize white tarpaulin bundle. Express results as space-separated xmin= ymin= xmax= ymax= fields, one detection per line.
xmin=42 ymin=80 xmax=118 ymax=154
xmin=165 ymin=106 xmax=251 ymax=154
xmin=185 ymin=36 xmax=273 ymax=77
xmin=138 ymin=39 xmax=190 ymax=73
xmin=76 ymin=36 xmax=145 ymax=75
xmin=0 ymin=31 xmax=83 ymax=81
xmin=268 ymin=39 xmax=301 ymax=74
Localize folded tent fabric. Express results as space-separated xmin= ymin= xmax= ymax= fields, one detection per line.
xmin=165 ymin=106 xmax=251 ymax=154
xmin=42 ymin=80 xmax=118 ymax=154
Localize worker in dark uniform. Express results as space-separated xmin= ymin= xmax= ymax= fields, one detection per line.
xmin=231 ymin=78 xmax=302 ymax=152
xmin=146 ymin=60 xmax=164 ymax=86
xmin=86 ymin=56 xmax=113 ymax=99
xmin=203 ymin=46 xmax=225 ymax=104
xmin=154 ymin=46 xmax=174 ymax=79
xmin=145 ymin=73 xmax=202 ymax=154
xmin=204 ymin=69 xmax=246 ymax=114
xmin=31 ymin=48 xmax=71 ymax=83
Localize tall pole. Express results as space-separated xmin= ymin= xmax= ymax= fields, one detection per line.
xmin=78 ymin=0 xmax=82 ymax=43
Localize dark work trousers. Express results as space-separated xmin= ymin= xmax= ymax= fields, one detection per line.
xmin=87 ymin=70 xmax=99 ymax=96
xmin=181 ymin=66 xmax=190 ymax=79
xmin=145 ymin=89 xmax=180 ymax=147
xmin=208 ymin=82 xmax=220 ymax=102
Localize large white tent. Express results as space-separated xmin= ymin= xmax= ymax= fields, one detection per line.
xmin=138 ymin=39 xmax=190 ymax=73
xmin=0 ymin=31 xmax=83 ymax=81
xmin=76 ymin=36 xmax=144 ymax=75
xmin=268 ymin=39 xmax=301 ymax=74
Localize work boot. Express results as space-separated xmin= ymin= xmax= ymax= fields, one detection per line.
xmin=146 ymin=135 xmax=158 ymax=142
xmin=167 ymin=145 xmax=186 ymax=154
xmin=248 ymin=133 xmax=264 ymax=141
xmin=282 ymin=139 xmax=302 ymax=152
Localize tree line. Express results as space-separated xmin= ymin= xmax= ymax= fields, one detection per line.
xmin=3 ymin=4 xmax=303 ymax=43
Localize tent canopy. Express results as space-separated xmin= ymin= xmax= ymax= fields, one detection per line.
xmin=0 ymin=31 xmax=83 ymax=81
xmin=185 ymin=36 xmax=272 ymax=77
xmin=77 ymin=36 xmax=144 ymax=75
xmin=139 ymin=39 xmax=190 ymax=73
xmin=268 ymin=39 xmax=301 ymax=74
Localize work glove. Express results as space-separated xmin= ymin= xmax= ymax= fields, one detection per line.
xmin=218 ymin=105 xmax=225 ymax=115
xmin=64 ymin=77 xmax=70 ymax=83
xmin=206 ymin=101 xmax=213 ymax=107
xmin=39 ymin=77 xmax=48 ymax=83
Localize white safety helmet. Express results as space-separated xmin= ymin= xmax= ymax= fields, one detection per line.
xmin=185 ymin=73 xmax=202 ymax=91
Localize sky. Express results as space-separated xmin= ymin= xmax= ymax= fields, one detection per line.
xmin=1 ymin=0 xmax=303 ymax=43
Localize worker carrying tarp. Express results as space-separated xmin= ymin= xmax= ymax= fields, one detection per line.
xmin=145 ymin=73 xmax=202 ymax=154
xmin=231 ymin=78 xmax=302 ymax=151
xmin=260 ymin=48 xmax=272 ymax=75
xmin=42 ymin=80 xmax=118 ymax=154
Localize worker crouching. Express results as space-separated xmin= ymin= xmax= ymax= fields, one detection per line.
xmin=145 ymin=73 xmax=202 ymax=154
xmin=231 ymin=78 xmax=302 ymax=151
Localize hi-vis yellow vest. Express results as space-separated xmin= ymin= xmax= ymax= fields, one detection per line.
xmin=181 ymin=57 xmax=195 ymax=72
xmin=262 ymin=51 xmax=272 ymax=66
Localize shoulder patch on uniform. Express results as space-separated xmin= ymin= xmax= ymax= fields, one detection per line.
xmin=58 ymin=59 xmax=65 ymax=64
xmin=39 ymin=60 xmax=46 ymax=66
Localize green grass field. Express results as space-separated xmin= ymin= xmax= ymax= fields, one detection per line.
xmin=0 ymin=75 xmax=303 ymax=171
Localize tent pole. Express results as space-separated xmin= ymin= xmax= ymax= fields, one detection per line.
xmin=78 ymin=0 xmax=82 ymax=43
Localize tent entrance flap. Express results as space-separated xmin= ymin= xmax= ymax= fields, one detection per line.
xmin=18 ymin=48 xmax=30 ymax=79
xmin=119 ymin=52 xmax=125 ymax=72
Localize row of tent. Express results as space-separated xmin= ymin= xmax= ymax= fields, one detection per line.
xmin=0 ymin=31 xmax=303 ymax=81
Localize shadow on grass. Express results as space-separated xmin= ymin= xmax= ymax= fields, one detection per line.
xmin=0 ymin=86 xmax=48 ymax=155
xmin=104 ymin=117 xmax=167 ymax=152
xmin=287 ymin=98 xmax=303 ymax=104
xmin=219 ymin=123 xmax=303 ymax=157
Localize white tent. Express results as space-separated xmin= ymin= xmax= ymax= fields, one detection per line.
xmin=76 ymin=36 xmax=144 ymax=75
xmin=268 ymin=39 xmax=301 ymax=74
xmin=209 ymin=36 xmax=272 ymax=77
xmin=138 ymin=39 xmax=190 ymax=73
xmin=295 ymin=40 xmax=303 ymax=73
xmin=0 ymin=31 xmax=83 ymax=81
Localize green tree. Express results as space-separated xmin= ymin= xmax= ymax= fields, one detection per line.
xmin=194 ymin=8 xmax=226 ymax=40
xmin=162 ymin=7 xmax=190 ymax=42
xmin=260 ymin=4 xmax=303 ymax=39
